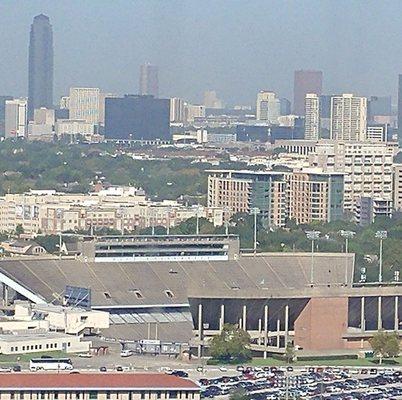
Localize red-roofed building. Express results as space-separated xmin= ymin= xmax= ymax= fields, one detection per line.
xmin=0 ymin=373 xmax=200 ymax=400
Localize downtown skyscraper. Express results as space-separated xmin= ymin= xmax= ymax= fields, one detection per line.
xmin=139 ymin=63 xmax=159 ymax=97
xmin=28 ymin=14 xmax=54 ymax=120
xmin=293 ymin=70 xmax=322 ymax=116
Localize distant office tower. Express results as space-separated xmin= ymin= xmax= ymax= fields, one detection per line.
xmin=398 ymin=75 xmax=402 ymax=145
xmin=256 ymin=91 xmax=280 ymax=124
xmin=28 ymin=14 xmax=53 ymax=121
xmin=69 ymin=88 xmax=100 ymax=124
xmin=0 ymin=96 xmax=13 ymax=135
xmin=170 ymin=98 xmax=185 ymax=123
xmin=59 ymin=96 xmax=70 ymax=110
xmin=368 ymin=96 xmax=392 ymax=119
xmin=139 ymin=64 xmax=159 ymax=97
xmin=293 ymin=70 xmax=322 ymax=115
xmin=279 ymin=98 xmax=291 ymax=116
xmin=330 ymin=94 xmax=367 ymax=141
xmin=184 ymin=104 xmax=205 ymax=123
xmin=366 ymin=123 xmax=390 ymax=143
xmin=304 ymin=93 xmax=320 ymax=140
xmin=5 ymin=99 xmax=28 ymax=138
xmin=105 ymin=95 xmax=170 ymax=140
xmin=204 ymin=90 xmax=223 ymax=108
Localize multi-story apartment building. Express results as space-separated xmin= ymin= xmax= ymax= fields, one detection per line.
xmin=207 ymin=169 xmax=344 ymax=227
xmin=304 ymin=93 xmax=320 ymax=140
xmin=0 ymin=188 xmax=223 ymax=235
xmin=309 ymin=140 xmax=394 ymax=211
xmin=330 ymin=94 xmax=367 ymax=141
xmin=288 ymin=169 xmax=344 ymax=224
xmin=393 ymin=163 xmax=402 ymax=211
xmin=207 ymin=170 xmax=288 ymax=227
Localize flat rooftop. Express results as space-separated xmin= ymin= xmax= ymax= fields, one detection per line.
xmin=0 ymin=373 xmax=199 ymax=390
xmin=0 ymin=332 xmax=75 ymax=342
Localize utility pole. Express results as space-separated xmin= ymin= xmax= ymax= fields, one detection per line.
xmin=305 ymin=230 xmax=320 ymax=286
xmin=375 ymin=230 xmax=387 ymax=283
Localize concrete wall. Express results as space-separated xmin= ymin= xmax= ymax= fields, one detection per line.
xmin=294 ymin=297 xmax=348 ymax=351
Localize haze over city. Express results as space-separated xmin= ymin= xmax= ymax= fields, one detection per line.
xmin=1 ymin=0 xmax=402 ymax=104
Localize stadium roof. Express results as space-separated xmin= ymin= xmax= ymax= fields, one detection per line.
xmin=0 ymin=252 xmax=355 ymax=307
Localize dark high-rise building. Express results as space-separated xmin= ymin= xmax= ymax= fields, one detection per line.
xmin=398 ymin=75 xmax=402 ymax=144
xmin=368 ymin=96 xmax=392 ymax=121
xmin=293 ymin=70 xmax=323 ymax=116
xmin=28 ymin=14 xmax=53 ymax=120
xmin=139 ymin=64 xmax=159 ymax=98
xmin=105 ymin=95 xmax=170 ymax=140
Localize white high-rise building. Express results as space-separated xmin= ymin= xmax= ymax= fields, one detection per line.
xmin=170 ymin=98 xmax=185 ymax=123
xmin=330 ymin=94 xmax=367 ymax=141
xmin=256 ymin=91 xmax=280 ymax=124
xmin=309 ymin=140 xmax=394 ymax=211
xmin=304 ymin=93 xmax=320 ymax=140
xmin=5 ymin=99 xmax=27 ymax=138
xmin=69 ymin=88 xmax=100 ymax=125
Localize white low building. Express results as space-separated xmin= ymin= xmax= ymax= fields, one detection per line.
xmin=0 ymin=332 xmax=90 ymax=354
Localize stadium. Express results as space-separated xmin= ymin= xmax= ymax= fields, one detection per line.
xmin=0 ymin=235 xmax=400 ymax=358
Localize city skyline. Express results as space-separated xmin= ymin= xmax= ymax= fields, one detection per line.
xmin=1 ymin=1 xmax=402 ymax=105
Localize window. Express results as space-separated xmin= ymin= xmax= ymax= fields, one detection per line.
xmin=169 ymin=392 xmax=177 ymax=399
xmin=106 ymin=392 xmax=111 ymax=400
xmin=89 ymin=392 xmax=97 ymax=400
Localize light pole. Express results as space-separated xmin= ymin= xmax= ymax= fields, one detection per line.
xmin=339 ymin=230 xmax=355 ymax=285
xmin=223 ymin=206 xmax=230 ymax=236
xmin=375 ymin=230 xmax=387 ymax=283
xmin=306 ymin=230 xmax=320 ymax=286
xmin=250 ymin=207 xmax=260 ymax=254
xmin=195 ymin=205 xmax=202 ymax=235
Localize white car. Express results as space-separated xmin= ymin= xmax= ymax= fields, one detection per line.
xmin=120 ymin=350 xmax=134 ymax=357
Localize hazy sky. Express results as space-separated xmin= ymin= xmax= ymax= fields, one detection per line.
xmin=0 ymin=0 xmax=402 ymax=106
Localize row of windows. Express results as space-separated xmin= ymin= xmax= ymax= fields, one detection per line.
xmin=7 ymin=390 xmax=193 ymax=400
xmin=9 ymin=342 xmax=71 ymax=353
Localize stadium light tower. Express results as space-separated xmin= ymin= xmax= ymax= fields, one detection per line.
xmin=250 ymin=207 xmax=260 ymax=254
xmin=339 ymin=230 xmax=355 ymax=285
xmin=305 ymin=230 xmax=320 ymax=286
xmin=375 ymin=230 xmax=387 ymax=283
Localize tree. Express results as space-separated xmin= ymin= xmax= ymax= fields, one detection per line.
xmin=209 ymin=324 xmax=251 ymax=363
xmin=229 ymin=388 xmax=249 ymax=400
xmin=15 ymin=224 xmax=24 ymax=237
xmin=370 ymin=331 xmax=400 ymax=364
xmin=285 ymin=341 xmax=296 ymax=363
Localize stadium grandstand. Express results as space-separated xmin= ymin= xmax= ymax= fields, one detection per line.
xmin=0 ymin=251 xmax=399 ymax=357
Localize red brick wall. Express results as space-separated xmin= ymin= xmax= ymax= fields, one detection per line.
xmin=294 ymin=297 xmax=348 ymax=351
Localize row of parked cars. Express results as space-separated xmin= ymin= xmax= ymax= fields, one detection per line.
xmin=199 ymin=366 xmax=402 ymax=399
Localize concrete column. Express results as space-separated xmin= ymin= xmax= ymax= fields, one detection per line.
xmin=360 ymin=297 xmax=365 ymax=332
xmin=377 ymin=296 xmax=382 ymax=330
xmin=284 ymin=304 xmax=289 ymax=346
xmin=242 ymin=305 xmax=247 ymax=331
xmin=258 ymin=319 xmax=262 ymax=345
xmin=394 ymin=296 xmax=399 ymax=332
xmin=2 ymin=283 xmax=8 ymax=305
xmin=276 ymin=318 xmax=281 ymax=348
xmin=198 ymin=303 xmax=203 ymax=359
xmin=263 ymin=305 xmax=268 ymax=359
xmin=220 ymin=304 xmax=225 ymax=331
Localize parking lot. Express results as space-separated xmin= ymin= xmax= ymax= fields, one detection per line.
xmin=195 ymin=366 xmax=402 ymax=400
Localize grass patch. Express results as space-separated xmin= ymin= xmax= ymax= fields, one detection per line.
xmin=0 ymin=351 xmax=68 ymax=364
xmin=250 ymin=357 xmax=402 ymax=367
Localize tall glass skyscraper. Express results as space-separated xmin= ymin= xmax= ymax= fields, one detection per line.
xmin=28 ymin=14 xmax=53 ymax=120
xmin=139 ymin=64 xmax=159 ymax=98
